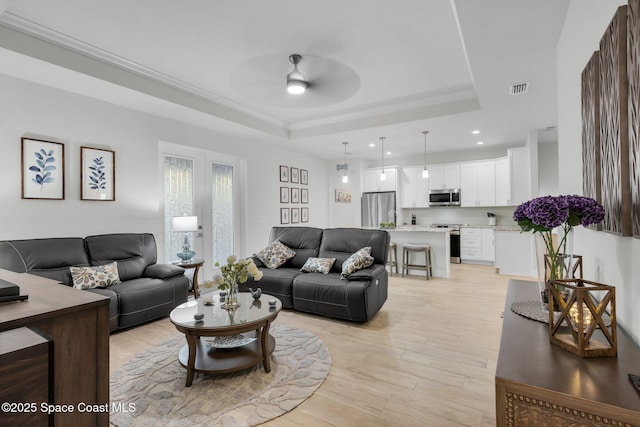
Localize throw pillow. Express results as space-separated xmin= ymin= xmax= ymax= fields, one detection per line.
xmin=70 ymin=262 xmax=121 ymax=289
xmin=341 ymin=247 xmax=375 ymax=278
xmin=254 ymin=240 xmax=296 ymax=269
xmin=300 ymin=257 xmax=336 ymax=274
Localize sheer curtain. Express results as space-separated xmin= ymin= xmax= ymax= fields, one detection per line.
xmin=163 ymin=156 xmax=194 ymax=262
xmin=211 ymin=163 xmax=233 ymax=265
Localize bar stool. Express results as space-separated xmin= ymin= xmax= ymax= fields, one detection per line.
xmin=402 ymin=243 xmax=432 ymax=280
xmin=387 ymin=242 xmax=398 ymax=275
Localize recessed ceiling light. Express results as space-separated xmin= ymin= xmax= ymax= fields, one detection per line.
xmin=386 ymin=151 xmax=391 ymax=155
xmin=477 ymin=141 xmax=484 ymax=145
xmin=369 ymin=143 xmax=376 ymax=147
xmin=472 ymin=129 xmax=482 ymax=135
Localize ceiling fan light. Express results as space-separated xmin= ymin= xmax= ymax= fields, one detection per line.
xmin=287 ymin=78 xmax=308 ymax=94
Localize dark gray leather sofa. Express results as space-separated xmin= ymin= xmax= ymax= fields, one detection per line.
xmin=242 ymin=227 xmax=389 ymax=322
xmin=0 ymin=233 xmax=189 ymax=331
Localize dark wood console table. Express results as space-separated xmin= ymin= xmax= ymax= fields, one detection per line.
xmin=0 ymin=269 xmax=110 ymax=426
xmin=496 ymin=279 xmax=640 ymax=426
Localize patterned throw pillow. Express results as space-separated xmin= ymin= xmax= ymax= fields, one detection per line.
xmin=70 ymin=262 xmax=121 ymax=289
xmin=300 ymin=257 xmax=336 ymax=274
xmin=254 ymin=240 xmax=296 ymax=269
xmin=341 ymin=247 xmax=375 ymax=278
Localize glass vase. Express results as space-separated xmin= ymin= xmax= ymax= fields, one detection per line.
xmin=225 ymin=280 xmax=239 ymax=309
xmin=536 ymin=227 xmax=574 ymax=311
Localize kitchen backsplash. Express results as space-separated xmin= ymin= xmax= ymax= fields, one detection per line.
xmin=401 ymin=206 xmax=517 ymax=227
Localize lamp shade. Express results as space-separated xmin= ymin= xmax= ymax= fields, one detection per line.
xmin=172 ymin=215 xmax=198 ymax=232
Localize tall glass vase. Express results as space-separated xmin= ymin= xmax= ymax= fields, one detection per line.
xmin=225 ymin=280 xmax=239 ymax=309
xmin=536 ymin=227 xmax=574 ymax=311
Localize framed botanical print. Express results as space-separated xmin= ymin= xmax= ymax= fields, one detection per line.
xmin=280 ymin=208 xmax=290 ymax=224
xmin=301 ymin=188 xmax=308 ymax=204
xmin=280 ymin=187 xmax=289 ymax=203
xmin=291 ymin=187 xmax=299 ymax=203
xmin=279 ymin=165 xmax=289 ymax=182
xmin=81 ymin=146 xmax=115 ymax=201
xmin=291 ymin=208 xmax=300 ymax=223
xmin=21 ymin=137 xmax=65 ymax=200
xmin=290 ymin=167 xmax=299 ymax=183
xmin=335 ymin=189 xmax=352 ymax=203
xmin=301 ymin=207 xmax=309 ymax=223
xmin=300 ymin=169 xmax=308 ymax=185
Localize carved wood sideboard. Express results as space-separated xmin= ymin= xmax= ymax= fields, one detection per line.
xmin=496 ymin=279 xmax=640 ymax=426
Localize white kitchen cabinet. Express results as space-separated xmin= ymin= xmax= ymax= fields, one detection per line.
xmin=481 ymin=228 xmax=495 ymax=261
xmin=494 ymin=157 xmax=511 ymax=206
xmin=362 ymin=167 xmax=397 ymax=192
xmin=461 ymin=227 xmax=494 ymax=264
xmin=400 ymin=166 xmax=429 ymax=208
xmin=460 ymin=161 xmax=495 ymax=207
xmin=509 ymin=147 xmax=530 ymax=206
xmin=428 ymin=164 xmax=460 ymax=190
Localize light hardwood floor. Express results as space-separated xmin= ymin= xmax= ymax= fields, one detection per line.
xmin=110 ymin=264 xmax=519 ymax=426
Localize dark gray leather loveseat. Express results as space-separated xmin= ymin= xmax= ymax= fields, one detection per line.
xmin=0 ymin=233 xmax=189 ymax=331
xmin=242 ymin=227 xmax=389 ymax=322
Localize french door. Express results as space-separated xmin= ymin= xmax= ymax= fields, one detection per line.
xmin=161 ymin=142 xmax=244 ymax=281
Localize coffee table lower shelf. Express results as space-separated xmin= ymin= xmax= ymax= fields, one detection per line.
xmin=177 ymin=331 xmax=275 ymax=376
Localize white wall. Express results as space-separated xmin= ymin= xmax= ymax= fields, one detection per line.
xmin=538 ymin=142 xmax=559 ymax=196
xmin=558 ymin=0 xmax=640 ymax=343
xmin=0 ymin=74 xmax=330 ymax=262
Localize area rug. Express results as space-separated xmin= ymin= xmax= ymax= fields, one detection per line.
xmin=110 ymin=324 xmax=331 ymax=426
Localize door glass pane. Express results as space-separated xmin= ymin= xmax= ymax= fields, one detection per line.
xmin=164 ymin=156 xmax=194 ymax=262
xmin=211 ymin=163 xmax=233 ymax=264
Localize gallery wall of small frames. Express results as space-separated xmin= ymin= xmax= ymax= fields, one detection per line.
xmin=279 ymin=165 xmax=308 ymax=224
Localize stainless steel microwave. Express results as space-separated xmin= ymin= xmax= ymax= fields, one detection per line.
xmin=429 ymin=188 xmax=461 ymax=206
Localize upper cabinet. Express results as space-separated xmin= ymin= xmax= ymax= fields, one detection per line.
xmin=400 ymin=166 xmax=429 ymax=208
xmin=460 ymin=161 xmax=496 ymax=207
xmin=428 ymin=164 xmax=460 ymax=190
xmin=362 ymin=167 xmax=398 ymax=193
xmin=494 ymin=157 xmax=512 ymax=206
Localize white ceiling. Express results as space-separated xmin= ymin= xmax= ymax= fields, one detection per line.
xmin=0 ymin=0 xmax=570 ymax=161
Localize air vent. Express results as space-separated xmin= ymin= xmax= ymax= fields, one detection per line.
xmin=510 ymin=82 xmax=530 ymax=95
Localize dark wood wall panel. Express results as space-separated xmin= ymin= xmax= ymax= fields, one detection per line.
xmin=582 ymin=51 xmax=601 ymax=230
xmin=599 ymin=5 xmax=632 ymax=236
xmin=629 ymin=0 xmax=640 ymax=238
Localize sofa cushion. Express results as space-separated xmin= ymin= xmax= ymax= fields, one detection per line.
xmin=268 ymin=227 xmax=323 ymax=268
xmin=84 ymin=233 xmax=157 ymax=281
xmin=254 ymin=240 xmax=296 ymax=269
xmin=341 ymin=247 xmax=375 ymax=278
xmin=301 ymin=257 xmax=336 ymax=274
xmin=319 ymin=228 xmax=390 ymax=273
xmin=70 ymin=262 xmax=121 ymax=289
xmin=242 ymin=267 xmax=302 ymax=308
xmin=107 ymin=277 xmax=176 ymax=328
xmin=292 ymin=273 xmax=370 ymax=321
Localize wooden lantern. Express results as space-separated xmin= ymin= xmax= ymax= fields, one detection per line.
xmin=548 ymin=278 xmax=617 ymax=358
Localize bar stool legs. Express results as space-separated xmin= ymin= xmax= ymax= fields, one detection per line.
xmin=402 ymin=244 xmax=432 ymax=280
xmin=387 ymin=242 xmax=398 ymax=275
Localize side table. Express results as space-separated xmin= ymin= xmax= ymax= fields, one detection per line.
xmin=173 ymin=259 xmax=204 ymax=298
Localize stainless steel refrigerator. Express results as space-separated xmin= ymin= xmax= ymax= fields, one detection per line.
xmin=361 ymin=191 xmax=396 ymax=227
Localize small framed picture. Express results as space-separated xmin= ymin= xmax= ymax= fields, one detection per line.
xmin=301 ymin=188 xmax=308 ymax=204
xmin=280 ymin=187 xmax=289 ymax=203
xmin=21 ymin=137 xmax=65 ymax=200
xmin=300 ymin=169 xmax=308 ymax=185
xmin=280 ymin=208 xmax=290 ymax=224
xmin=290 ymin=167 xmax=299 ymax=183
xmin=301 ymin=207 xmax=309 ymax=223
xmin=291 ymin=187 xmax=299 ymax=203
xmin=335 ymin=189 xmax=352 ymax=203
xmin=291 ymin=208 xmax=300 ymax=223
xmin=279 ymin=165 xmax=289 ymax=182
xmin=81 ymin=146 xmax=115 ymax=201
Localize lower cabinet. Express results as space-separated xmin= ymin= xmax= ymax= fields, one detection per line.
xmin=460 ymin=227 xmax=494 ymax=263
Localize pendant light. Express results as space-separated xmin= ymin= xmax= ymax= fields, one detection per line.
xmin=379 ymin=137 xmax=386 ymax=181
xmin=422 ymin=131 xmax=429 ymax=178
xmin=336 ymin=142 xmax=349 ymax=183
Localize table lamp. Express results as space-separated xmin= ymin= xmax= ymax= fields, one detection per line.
xmin=172 ymin=215 xmax=198 ymax=262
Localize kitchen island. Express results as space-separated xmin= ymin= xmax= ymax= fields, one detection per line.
xmin=384 ymin=227 xmax=450 ymax=278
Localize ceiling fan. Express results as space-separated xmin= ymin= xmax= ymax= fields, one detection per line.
xmin=229 ymin=53 xmax=361 ymax=108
